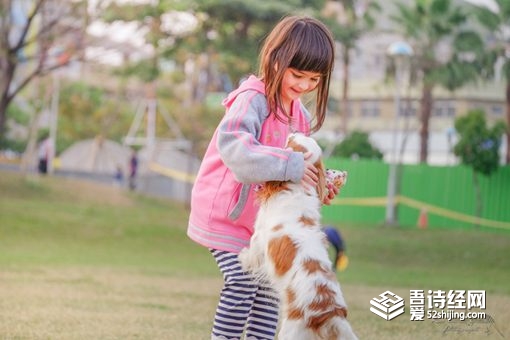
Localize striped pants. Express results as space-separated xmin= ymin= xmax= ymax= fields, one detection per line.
xmin=210 ymin=249 xmax=279 ymax=340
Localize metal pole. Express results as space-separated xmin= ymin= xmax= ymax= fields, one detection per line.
xmin=385 ymin=42 xmax=413 ymax=226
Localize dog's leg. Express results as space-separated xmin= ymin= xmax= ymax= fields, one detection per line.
xmin=238 ymin=233 xmax=265 ymax=273
xmin=278 ymin=319 xmax=308 ymax=340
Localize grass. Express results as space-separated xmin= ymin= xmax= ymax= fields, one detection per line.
xmin=1 ymin=171 xmax=509 ymax=339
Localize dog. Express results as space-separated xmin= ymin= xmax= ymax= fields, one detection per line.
xmin=239 ymin=133 xmax=357 ymax=340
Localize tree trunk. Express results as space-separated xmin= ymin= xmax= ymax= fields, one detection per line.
xmin=340 ymin=49 xmax=350 ymax=135
xmin=0 ymin=58 xmax=15 ymax=138
xmin=419 ymin=84 xmax=433 ymax=163
xmin=0 ymin=96 xmax=8 ymax=139
xmin=472 ymin=170 xmax=482 ymax=228
xmin=505 ymin=81 xmax=510 ymax=165
xmin=20 ymin=111 xmax=42 ymax=173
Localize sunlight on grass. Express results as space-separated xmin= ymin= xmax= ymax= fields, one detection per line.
xmin=1 ymin=171 xmax=509 ymax=339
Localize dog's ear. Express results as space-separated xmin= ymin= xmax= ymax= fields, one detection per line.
xmin=257 ymin=181 xmax=288 ymax=203
xmin=314 ymin=159 xmax=327 ymax=202
xmin=286 ymin=136 xmax=308 ymax=154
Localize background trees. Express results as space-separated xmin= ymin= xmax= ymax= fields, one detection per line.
xmin=57 ymin=82 xmax=133 ymax=153
xmin=191 ymin=0 xmax=328 ymax=86
xmin=470 ymin=0 xmax=510 ymax=165
xmin=0 ymin=0 xmax=87 ymax=138
xmin=453 ymin=109 xmax=506 ymax=220
xmin=0 ymin=0 xmax=508 ymax=167
xmin=95 ymin=0 xmax=331 ymax=156
xmin=390 ymin=0 xmax=484 ymax=163
xmin=331 ymin=130 xmax=383 ymax=159
xmin=321 ymin=0 xmax=380 ymax=135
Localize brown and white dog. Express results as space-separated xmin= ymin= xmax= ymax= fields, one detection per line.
xmin=239 ymin=133 xmax=357 ymax=340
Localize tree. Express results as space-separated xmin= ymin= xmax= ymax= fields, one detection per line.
xmin=321 ymin=0 xmax=380 ymax=134
xmin=391 ymin=0 xmax=484 ymax=163
xmin=99 ymin=0 xmax=206 ymax=151
xmin=192 ymin=0 xmax=326 ymax=86
xmin=0 ymin=0 xmax=87 ymax=138
xmin=469 ymin=0 xmax=510 ymax=164
xmin=101 ymin=0 xmax=315 ymax=101
xmin=99 ymin=0 xmax=331 ymax=156
xmin=57 ymin=81 xmax=133 ymax=153
xmin=453 ymin=109 xmax=506 ymax=221
xmin=101 ymin=1 xmax=188 ymax=84
xmin=331 ymin=130 xmax=383 ymax=159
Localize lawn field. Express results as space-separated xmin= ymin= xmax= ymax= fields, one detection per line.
xmin=1 ymin=171 xmax=509 ymax=339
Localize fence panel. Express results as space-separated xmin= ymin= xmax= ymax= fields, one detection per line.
xmin=323 ymin=158 xmax=510 ymax=230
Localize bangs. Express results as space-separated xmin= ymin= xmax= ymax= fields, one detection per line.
xmin=260 ymin=15 xmax=334 ymax=133
xmin=288 ymin=23 xmax=334 ymax=75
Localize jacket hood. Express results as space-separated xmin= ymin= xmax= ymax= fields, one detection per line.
xmin=222 ymin=75 xmax=265 ymax=108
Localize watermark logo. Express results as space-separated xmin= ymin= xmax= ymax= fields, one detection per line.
xmin=370 ymin=291 xmax=405 ymax=320
xmin=369 ymin=289 xmax=504 ymax=337
xmin=410 ymin=290 xmax=487 ymax=321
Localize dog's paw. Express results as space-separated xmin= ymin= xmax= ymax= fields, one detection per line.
xmin=239 ymin=246 xmax=265 ymax=273
xmin=238 ymin=247 xmax=251 ymax=271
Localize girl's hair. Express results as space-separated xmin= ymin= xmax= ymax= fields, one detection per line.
xmin=258 ymin=15 xmax=335 ymax=133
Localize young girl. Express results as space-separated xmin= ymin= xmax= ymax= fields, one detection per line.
xmin=187 ymin=15 xmax=337 ymax=340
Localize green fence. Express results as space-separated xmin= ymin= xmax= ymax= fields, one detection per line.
xmin=322 ymin=158 xmax=510 ymax=231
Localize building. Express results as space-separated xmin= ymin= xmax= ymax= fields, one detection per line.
xmin=322 ymin=0 xmax=507 ymax=165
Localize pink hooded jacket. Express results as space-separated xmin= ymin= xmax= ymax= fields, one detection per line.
xmin=187 ymin=76 xmax=311 ymax=253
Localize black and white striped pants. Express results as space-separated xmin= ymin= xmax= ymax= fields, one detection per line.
xmin=210 ymin=249 xmax=279 ymax=340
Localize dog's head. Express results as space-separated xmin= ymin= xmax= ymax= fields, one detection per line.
xmin=286 ymin=133 xmax=322 ymax=164
xmin=257 ymin=133 xmax=328 ymax=203
xmin=286 ymin=133 xmax=327 ymax=201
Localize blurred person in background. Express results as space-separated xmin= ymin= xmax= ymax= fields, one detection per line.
xmin=37 ymin=136 xmax=52 ymax=174
xmin=128 ymin=150 xmax=138 ymax=190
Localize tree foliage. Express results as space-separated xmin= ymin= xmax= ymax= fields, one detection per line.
xmin=97 ymin=0 xmax=329 ymax=154
xmin=99 ymin=0 xmax=320 ymax=86
xmin=57 ymin=82 xmax=133 ymax=153
xmin=332 ymin=130 xmax=383 ymax=159
xmin=453 ymin=109 xmax=506 ymax=176
xmin=321 ymin=0 xmax=380 ymax=134
xmin=0 ymin=0 xmax=88 ymax=137
xmin=391 ymin=0 xmax=484 ymax=163
xmin=191 ymin=0 xmax=327 ymax=85
xmin=453 ymin=109 xmax=506 ymax=221
xmin=469 ymin=0 xmax=510 ymax=164
xmin=100 ymin=0 xmax=187 ymax=83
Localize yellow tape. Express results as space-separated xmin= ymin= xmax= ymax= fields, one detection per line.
xmin=146 ymin=163 xmax=510 ymax=231
xmin=332 ymin=195 xmax=510 ymax=230
xmin=331 ymin=197 xmax=387 ymax=207
xmin=148 ymin=162 xmax=196 ymax=183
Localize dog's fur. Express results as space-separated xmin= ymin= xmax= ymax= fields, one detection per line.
xmin=239 ymin=133 xmax=357 ymax=340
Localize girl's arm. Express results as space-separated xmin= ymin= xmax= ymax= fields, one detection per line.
xmin=217 ymin=91 xmax=304 ymax=184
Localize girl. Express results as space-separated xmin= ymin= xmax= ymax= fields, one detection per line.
xmin=187 ymin=15 xmax=337 ymax=340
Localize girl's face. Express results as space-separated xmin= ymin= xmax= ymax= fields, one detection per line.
xmin=280 ymin=68 xmax=321 ymax=109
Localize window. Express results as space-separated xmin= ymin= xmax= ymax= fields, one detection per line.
xmin=434 ymin=100 xmax=456 ymax=117
xmin=491 ymin=105 xmax=503 ymax=116
xmin=361 ymin=100 xmax=380 ymax=117
xmin=399 ymin=100 xmax=418 ymax=117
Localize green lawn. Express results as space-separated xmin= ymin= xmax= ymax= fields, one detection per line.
xmin=1 ymin=171 xmax=508 ymax=339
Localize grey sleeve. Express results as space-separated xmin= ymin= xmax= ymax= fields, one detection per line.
xmin=216 ymin=91 xmax=304 ymax=184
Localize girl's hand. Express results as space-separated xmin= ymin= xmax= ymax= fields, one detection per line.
xmin=301 ymin=152 xmax=318 ymax=190
xmin=322 ymin=182 xmax=340 ymax=205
